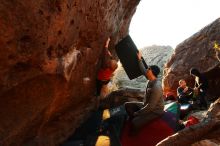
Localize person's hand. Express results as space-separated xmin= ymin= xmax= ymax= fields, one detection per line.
xmin=183 ymin=86 xmax=188 ymax=92
xmin=137 ymin=51 xmax=142 ymax=60
xmin=194 ymin=87 xmax=198 ymax=91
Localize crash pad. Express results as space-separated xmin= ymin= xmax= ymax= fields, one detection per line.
xmin=115 ymin=35 xmax=148 ymax=80
xmin=120 ymin=119 xmax=174 ymax=146
xmin=120 ymin=102 xmax=179 ymax=146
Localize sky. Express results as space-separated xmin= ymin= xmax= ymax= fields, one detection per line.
xmin=129 ymin=0 xmax=220 ymax=49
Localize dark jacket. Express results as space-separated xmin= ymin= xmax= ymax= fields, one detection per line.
xmin=177 ymin=86 xmax=193 ymax=98
xmin=195 ymin=75 xmax=208 ymax=91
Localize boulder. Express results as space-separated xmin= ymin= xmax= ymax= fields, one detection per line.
xmin=163 ymin=18 xmax=220 ymax=99
xmin=0 ymin=0 xmax=140 ymax=145
xmin=113 ymin=45 xmax=173 ymax=89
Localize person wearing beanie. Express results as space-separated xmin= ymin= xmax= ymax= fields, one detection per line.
xmin=124 ymin=52 xmax=164 ymax=135
xmin=190 ymin=68 xmax=208 ymax=109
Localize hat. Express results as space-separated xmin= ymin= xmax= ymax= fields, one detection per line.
xmin=149 ymin=65 xmax=160 ymax=77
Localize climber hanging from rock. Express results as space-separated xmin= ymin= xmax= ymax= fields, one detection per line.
xmin=96 ymin=37 xmax=118 ymax=98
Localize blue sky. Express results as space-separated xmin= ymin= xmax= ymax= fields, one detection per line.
xmin=129 ymin=0 xmax=220 ymax=49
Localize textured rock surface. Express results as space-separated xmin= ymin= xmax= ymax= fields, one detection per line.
xmin=0 ymin=0 xmax=140 ymax=145
xmin=112 ymin=45 xmax=173 ymax=89
xmin=163 ymin=18 xmax=220 ymax=98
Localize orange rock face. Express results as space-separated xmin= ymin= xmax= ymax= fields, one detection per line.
xmin=0 ymin=0 xmax=140 ymax=145
xmin=162 ymin=18 xmax=220 ymax=99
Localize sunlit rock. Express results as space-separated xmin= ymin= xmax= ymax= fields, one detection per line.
xmin=0 ymin=0 xmax=140 ymax=145
xmin=163 ymin=18 xmax=220 ymax=99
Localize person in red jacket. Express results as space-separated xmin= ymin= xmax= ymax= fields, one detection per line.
xmin=96 ymin=38 xmax=118 ymax=97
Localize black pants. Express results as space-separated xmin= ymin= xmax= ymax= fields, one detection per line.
xmin=178 ymin=95 xmax=193 ymax=104
xmin=197 ymin=91 xmax=207 ymax=108
xmin=96 ymin=79 xmax=110 ymax=96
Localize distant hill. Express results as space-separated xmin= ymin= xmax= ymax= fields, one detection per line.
xmin=112 ymin=45 xmax=173 ymax=90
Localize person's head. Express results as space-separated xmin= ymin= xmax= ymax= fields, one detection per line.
xmin=146 ymin=65 xmax=160 ymax=81
xmin=190 ymin=68 xmax=201 ymax=77
xmin=109 ymin=59 xmax=118 ymax=71
xmin=179 ymin=79 xmax=187 ymax=88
